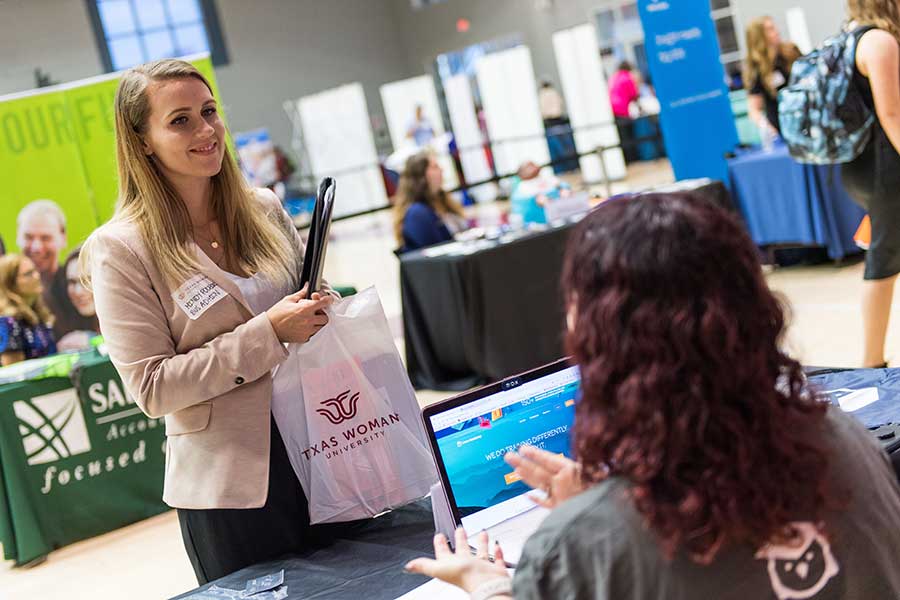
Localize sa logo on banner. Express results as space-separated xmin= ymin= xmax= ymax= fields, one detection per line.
xmin=14 ymin=389 xmax=92 ymax=465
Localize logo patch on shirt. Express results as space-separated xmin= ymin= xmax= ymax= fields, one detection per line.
xmin=172 ymin=274 xmax=228 ymax=320
xmin=755 ymin=522 xmax=840 ymax=600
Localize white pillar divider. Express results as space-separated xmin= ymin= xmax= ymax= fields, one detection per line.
xmin=380 ymin=75 xmax=458 ymax=190
xmin=444 ymin=74 xmax=496 ymax=202
xmin=552 ymin=23 xmax=627 ymax=183
xmin=475 ymin=46 xmax=550 ymax=177
xmin=296 ymin=82 xmax=387 ymax=217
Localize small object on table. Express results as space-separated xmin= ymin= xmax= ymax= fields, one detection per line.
xmin=243 ymin=569 xmax=285 ymax=596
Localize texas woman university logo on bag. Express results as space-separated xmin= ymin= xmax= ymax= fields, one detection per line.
xmin=316 ymin=389 xmax=361 ymax=424
xmin=300 ymin=387 xmax=403 ymax=460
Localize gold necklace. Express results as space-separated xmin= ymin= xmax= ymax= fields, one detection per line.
xmin=194 ymin=220 xmax=222 ymax=249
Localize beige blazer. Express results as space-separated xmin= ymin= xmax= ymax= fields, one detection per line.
xmin=89 ymin=188 xmax=332 ymax=509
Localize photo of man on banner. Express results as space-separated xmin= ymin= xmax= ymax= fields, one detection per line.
xmin=14 ymin=200 xmax=99 ymax=351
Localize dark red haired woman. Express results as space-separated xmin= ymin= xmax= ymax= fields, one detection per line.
xmin=406 ymin=193 xmax=900 ymax=599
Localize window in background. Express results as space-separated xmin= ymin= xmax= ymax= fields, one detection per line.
xmin=711 ymin=0 xmax=742 ymax=71
xmin=86 ymin=0 xmax=229 ymax=71
xmin=593 ymin=0 xmax=742 ymax=80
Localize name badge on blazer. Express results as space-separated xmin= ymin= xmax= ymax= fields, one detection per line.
xmin=172 ymin=274 xmax=228 ymax=320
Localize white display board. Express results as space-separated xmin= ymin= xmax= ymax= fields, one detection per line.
xmin=552 ymin=23 xmax=626 ymax=183
xmin=474 ymin=46 xmax=550 ymax=176
xmin=443 ymin=74 xmax=496 ymax=202
xmin=296 ymin=82 xmax=387 ymax=217
xmin=380 ymin=76 xmax=445 ymax=152
xmin=786 ymin=7 xmax=813 ymax=55
xmin=380 ymin=75 xmax=458 ymax=190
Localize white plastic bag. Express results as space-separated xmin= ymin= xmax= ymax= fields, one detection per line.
xmin=272 ymin=287 xmax=437 ymax=524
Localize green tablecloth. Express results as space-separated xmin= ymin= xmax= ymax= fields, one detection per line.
xmin=0 ymin=353 xmax=167 ymax=565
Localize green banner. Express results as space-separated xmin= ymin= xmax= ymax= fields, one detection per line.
xmin=0 ymin=354 xmax=166 ymax=565
xmin=0 ymin=90 xmax=98 ymax=261
xmin=0 ymin=54 xmax=221 ymax=258
xmin=0 ymin=55 xmax=223 ymax=346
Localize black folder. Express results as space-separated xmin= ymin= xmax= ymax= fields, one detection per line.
xmin=299 ymin=177 xmax=336 ymax=294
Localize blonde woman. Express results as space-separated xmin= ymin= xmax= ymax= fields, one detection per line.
xmin=393 ymin=152 xmax=467 ymax=252
xmin=0 ymin=254 xmax=57 ymax=366
xmin=744 ymin=17 xmax=799 ymax=135
xmin=841 ymin=0 xmax=900 ymax=368
xmin=82 ymin=59 xmax=341 ymax=583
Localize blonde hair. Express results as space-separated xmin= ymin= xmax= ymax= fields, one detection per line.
xmin=82 ymin=59 xmax=292 ymax=287
xmin=393 ymin=151 xmax=465 ymax=245
xmin=848 ymin=0 xmax=900 ymax=40
xmin=0 ymin=254 xmax=54 ymax=326
xmin=744 ymin=17 xmax=778 ymax=96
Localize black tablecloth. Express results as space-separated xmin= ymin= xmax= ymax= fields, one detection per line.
xmin=400 ymin=180 xmax=733 ymax=391
xmin=172 ymin=500 xmax=436 ymax=600
xmin=400 ymin=225 xmax=571 ymax=391
xmin=172 ymin=366 xmax=900 ymax=600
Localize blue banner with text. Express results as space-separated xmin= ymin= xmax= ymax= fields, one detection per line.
xmin=638 ymin=0 xmax=738 ymax=183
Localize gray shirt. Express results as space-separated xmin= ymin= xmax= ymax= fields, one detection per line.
xmin=513 ymin=408 xmax=900 ymax=599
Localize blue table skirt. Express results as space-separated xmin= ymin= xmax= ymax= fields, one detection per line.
xmin=632 ymin=115 xmax=665 ymax=161
xmin=727 ymin=144 xmax=866 ymax=260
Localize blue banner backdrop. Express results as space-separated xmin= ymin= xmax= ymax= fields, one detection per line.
xmin=637 ymin=0 xmax=739 ymax=183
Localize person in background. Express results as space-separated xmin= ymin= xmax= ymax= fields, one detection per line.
xmin=728 ymin=67 xmax=745 ymax=91
xmin=406 ymin=104 xmax=436 ymax=148
xmin=406 ymin=193 xmax=900 ymax=599
xmin=840 ymin=0 xmax=900 ymax=368
xmin=609 ymin=61 xmax=640 ymax=119
xmin=609 ymin=61 xmax=641 ymax=162
xmin=539 ymin=80 xmax=578 ymax=174
xmin=744 ymin=17 xmax=801 ymax=136
xmin=0 ymin=254 xmax=57 ymax=366
xmin=509 ymin=161 xmax=569 ymax=226
xmin=53 ymin=245 xmax=100 ymax=352
xmin=539 ymin=80 xmax=565 ymax=123
xmin=16 ymin=200 xmax=67 ymax=293
xmin=475 ymin=102 xmax=497 ymax=178
xmin=393 ymin=152 xmax=467 ymax=253
xmin=83 ymin=58 xmax=341 ymax=584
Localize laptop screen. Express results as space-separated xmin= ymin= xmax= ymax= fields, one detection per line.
xmin=426 ymin=363 xmax=580 ymax=534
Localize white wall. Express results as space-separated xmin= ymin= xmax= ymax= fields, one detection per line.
xmin=0 ymin=0 xmax=103 ymax=96
xmin=731 ymin=0 xmax=845 ymax=50
xmin=212 ymin=0 xmax=413 ymax=152
xmin=390 ymin=0 xmax=848 ymax=87
xmin=0 ymin=0 xmax=415 ymax=155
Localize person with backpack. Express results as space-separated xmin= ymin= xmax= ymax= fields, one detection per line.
xmin=840 ymin=1 xmax=900 ymax=368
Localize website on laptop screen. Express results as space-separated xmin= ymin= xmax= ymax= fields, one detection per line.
xmin=429 ymin=366 xmax=580 ymax=533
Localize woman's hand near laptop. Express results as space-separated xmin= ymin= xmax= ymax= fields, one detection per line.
xmin=504 ymin=445 xmax=588 ymax=509
xmin=266 ymin=284 xmax=334 ymax=343
xmin=404 ymin=447 xmax=590 ymax=596
xmin=405 ymin=528 xmax=511 ymax=595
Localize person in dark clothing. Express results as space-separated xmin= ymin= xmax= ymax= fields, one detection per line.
xmin=840 ymin=1 xmax=900 ymax=368
xmin=393 ymin=152 xmax=468 ymax=253
xmin=744 ymin=16 xmax=800 ymax=135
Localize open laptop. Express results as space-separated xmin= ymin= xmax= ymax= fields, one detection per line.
xmin=421 ymin=358 xmax=580 ymax=565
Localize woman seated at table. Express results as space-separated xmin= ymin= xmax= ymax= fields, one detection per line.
xmin=0 ymin=254 xmax=57 ymax=366
xmin=393 ymin=151 xmax=468 ymax=253
xmin=744 ymin=16 xmax=801 ymax=137
xmin=407 ymin=192 xmax=900 ymax=599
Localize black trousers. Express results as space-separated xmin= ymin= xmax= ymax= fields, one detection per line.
xmin=177 ymin=418 xmax=358 ymax=584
